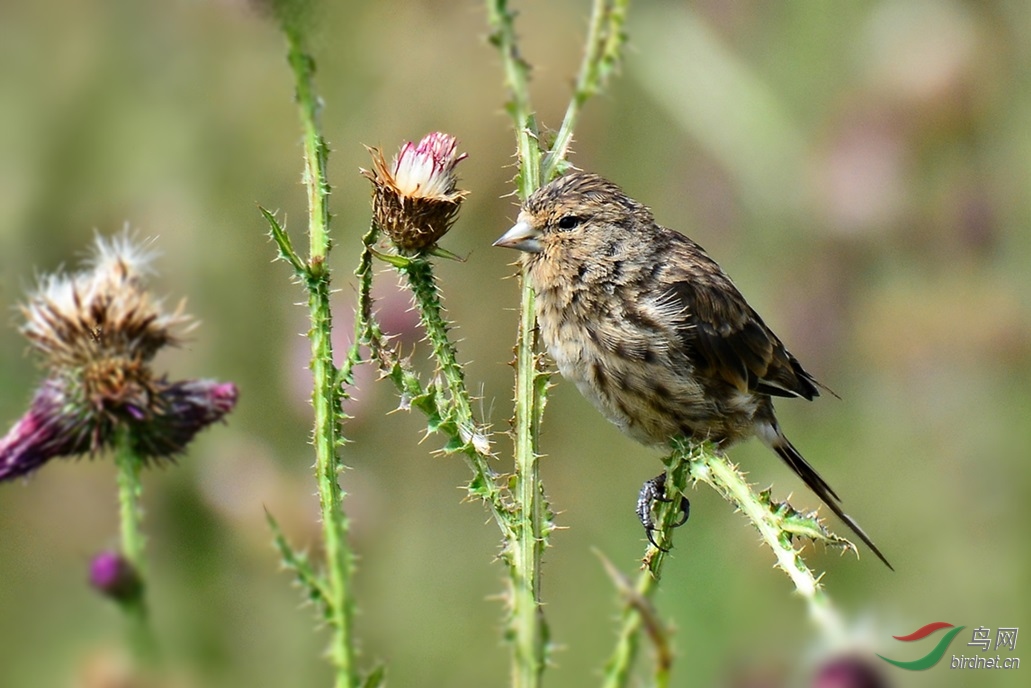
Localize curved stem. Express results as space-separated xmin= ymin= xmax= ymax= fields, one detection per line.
xmin=690 ymin=448 xmax=845 ymax=641
xmin=398 ymin=256 xmax=509 ymax=524
xmin=604 ymin=438 xmax=850 ymax=685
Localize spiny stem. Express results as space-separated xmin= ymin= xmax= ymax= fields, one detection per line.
xmin=283 ymin=28 xmax=357 ymax=688
xmin=397 ymin=255 xmax=510 ymax=526
xmin=488 ymin=0 xmax=635 ymax=684
xmin=487 ymin=0 xmax=542 ymax=196
xmin=286 ymin=40 xmax=331 ymax=264
xmin=354 ymin=224 xmax=383 ymax=353
xmin=542 ymin=0 xmax=630 ymax=180
xmin=605 ymin=439 xmax=850 ymax=683
xmin=339 ymin=223 xmax=381 ymax=392
xmin=510 ymin=273 xmax=550 ymax=687
xmin=689 ymin=446 xmax=846 ymax=642
xmin=307 ymin=270 xmax=357 ymax=688
xmin=364 ymin=242 xmax=559 ymax=686
xmin=487 ymin=2 xmax=551 ymax=685
xmin=400 ymin=258 xmax=479 ymax=437
xmin=356 ymin=231 xmax=510 ymax=530
xmin=601 ymin=446 xmax=691 ymax=688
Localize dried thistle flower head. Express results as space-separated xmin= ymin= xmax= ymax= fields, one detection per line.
xmin=362 ymin=132 xmax=468 ymax=253
xmin=0 ymin=232 xmax=237 ymax=482
xmin=20 ymin=233 xmax=190 ymax=367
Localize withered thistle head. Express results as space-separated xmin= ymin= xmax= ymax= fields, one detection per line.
xmin=362 ymin=132 xmax=468 ymax=254
xmin=20 ymin=233 xmax=189 ymax=367
xmin=0 ymin=233 xmax=238 ymax=482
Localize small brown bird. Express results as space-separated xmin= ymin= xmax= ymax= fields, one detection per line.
xmin=494 ymin=172 xmax=891 ymax=569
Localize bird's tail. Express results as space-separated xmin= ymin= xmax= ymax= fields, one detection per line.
xmin=764 ymin=427 xmax=893 ymax=570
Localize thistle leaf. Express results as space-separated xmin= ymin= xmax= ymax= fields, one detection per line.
xmin=265 ymin=508 xmax=333 ymax=620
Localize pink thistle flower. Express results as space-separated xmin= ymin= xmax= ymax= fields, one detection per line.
xmin=362 ymin=132 xmax=468 ymax=253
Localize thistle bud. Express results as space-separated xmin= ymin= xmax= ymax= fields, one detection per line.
xmin=89 ymin=551 xmax=143 ymax=603
xmin=362 ymin=132 xmax=468 ymax=253
xmin=813 ymin=656 xmax=887 ymax=688
xmin=0 ymin=233 xmax=237 ymax=482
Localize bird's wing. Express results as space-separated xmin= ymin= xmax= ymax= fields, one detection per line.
xmin=658 ymin=237 xmax=820 ymax=401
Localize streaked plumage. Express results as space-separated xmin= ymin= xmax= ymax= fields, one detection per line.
xmin=494 ymin=172 xmax=891 ymax=569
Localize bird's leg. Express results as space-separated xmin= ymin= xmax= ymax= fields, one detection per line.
xmin=636 ymin=472 xmax=690 ymax=551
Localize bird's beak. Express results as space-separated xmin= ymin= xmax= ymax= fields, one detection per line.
xmin=493 ymin=220 xmax=542 ymax=253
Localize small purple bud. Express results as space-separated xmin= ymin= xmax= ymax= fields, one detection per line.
xmin=813 ymin=656 xmax=888 ymax=688
xmin=89 ymin=551 xmax=142 ymax=603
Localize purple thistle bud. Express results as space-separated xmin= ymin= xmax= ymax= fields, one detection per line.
xmin=362 ymin=132 xmax=468 ymax=253
xmin=89 ymin=551 xmax=143 ymax=603
xmin=813 ymin=656 xmax=888 ymax=688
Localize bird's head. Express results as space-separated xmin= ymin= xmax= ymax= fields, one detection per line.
xmin=493 ymin=172 xmax=653 ymax=256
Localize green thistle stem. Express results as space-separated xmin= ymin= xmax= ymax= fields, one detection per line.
xmin=308 ymin=271 xmax=358 ymax=688
xmin=357 ymin=231 xmax=514 ymax=554
xmin=115 ymin=437 xmax=146 ymax=579
xmin=400 ymin=259 xmax=479 ymax=441
xmin=510 ymin=272 xmax=549 ymax=687
xmin=686 ymin=442 xmax=845 ymax=641
xmin=604 ymin=439 xmax=849 ymax=684
xmin=487 ymin=0 xmax=633 ymax=684
xmin=286 ymin=42 xmax=331 ymax=263
xmin=601 ymin=445 xmax=691 ymax=688
xmin=396 ymin=254 xmax=510 ymax=526
xmin=487 ymin=0 xmax=542 ymax=196
xmin=542 ymin=0 xmax=630 ymax=180
xmin=113 ymin=431 xmax=158 ymax=665
xmin=487 ymin=2 xmax=550 ymax=683
xmin=282 ymin=27 xmax=358 ymax=688
xmin=354 ymin=225 xmax=383 ymax=354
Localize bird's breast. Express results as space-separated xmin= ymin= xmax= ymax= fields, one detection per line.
xmin=532 ymin=279 xmax=718 ymax=446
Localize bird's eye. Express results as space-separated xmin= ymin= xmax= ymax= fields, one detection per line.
xmin=557 ymin=215 xmax=581 ymax=230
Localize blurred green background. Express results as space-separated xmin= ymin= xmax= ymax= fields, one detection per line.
xmin=1 ymin=1 xmax=1029 ymax=686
